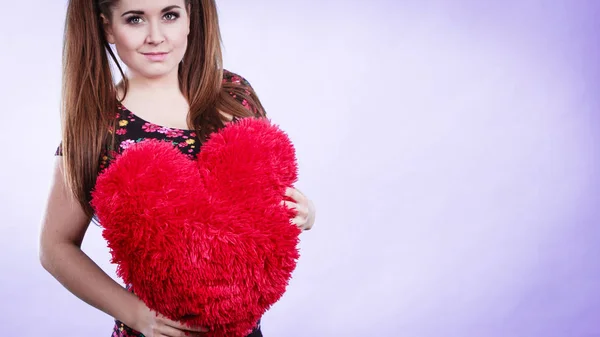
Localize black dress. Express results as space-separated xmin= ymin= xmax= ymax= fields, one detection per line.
xmin=55 ymin=70 xmax=263 ymax=337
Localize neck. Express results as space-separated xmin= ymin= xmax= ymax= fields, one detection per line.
xmin=126 ymin=68 xmax=181 ymax=94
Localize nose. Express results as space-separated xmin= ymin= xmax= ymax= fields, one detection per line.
xmin=145 ymin=21 xmax=165 ymax=45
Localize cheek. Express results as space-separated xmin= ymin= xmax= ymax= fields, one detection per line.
xmin=113 ymin=29 xmax=145 ymax=52
xmin=167 ymin=24 xmax=190 ymax=48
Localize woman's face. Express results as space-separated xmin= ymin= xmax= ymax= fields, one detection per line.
xmin=103 ymin=0 xmax=190 ymax=80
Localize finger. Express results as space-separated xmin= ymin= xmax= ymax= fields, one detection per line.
xmin=297 ymin=204 xmax=309 ymax=217
xmin=281 ymin=201 xmax=298 ymax=215
xmin=282 ymin=200 xmax=310 ymax=216
xmin=304 ymin=218 xmax=313 ymax=230
xmin=159 ymin=324 xmax=204 ymax=337
xmin=290 ymin=215 xmax=309 ymax=229
xmin=161 ymin=317 xmax=208 ymax=333
xmin=285 ymin=187 xmax=306 ymax=203
xmin=281 ymin=200 xmax=296 ymax=209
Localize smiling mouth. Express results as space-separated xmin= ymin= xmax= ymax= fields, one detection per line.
xmin=142 ymin=52 xmax=169 ymax=61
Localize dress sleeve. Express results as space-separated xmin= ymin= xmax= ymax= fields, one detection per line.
xmin=222 ymin=69 xmax=266 ymax=118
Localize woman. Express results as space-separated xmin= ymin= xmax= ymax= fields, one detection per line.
xmin=38 ymin=1 xmax=316 ymax=336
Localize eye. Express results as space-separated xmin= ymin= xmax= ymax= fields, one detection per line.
xmin=164 ymin=12 xmax=180 ymax=21
xmin=126 ymin=16 xmax=144 ymax=25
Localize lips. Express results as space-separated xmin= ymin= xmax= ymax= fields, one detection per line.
xmin=142 ymin=51 xmax=169 ymax=62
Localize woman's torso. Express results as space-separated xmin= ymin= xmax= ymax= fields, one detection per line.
xmin=88 ymin=70 xmax=263 ymax=337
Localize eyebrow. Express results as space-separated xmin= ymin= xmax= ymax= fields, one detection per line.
xmin=121 ymin=5 xmax=182 ymax=17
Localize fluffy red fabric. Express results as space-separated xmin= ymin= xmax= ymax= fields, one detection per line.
xmin=91 ymin=117 xmax=301 ymax=337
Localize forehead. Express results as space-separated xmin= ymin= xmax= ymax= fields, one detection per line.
xmin=113 ymin=0 xmax=186 ymax=12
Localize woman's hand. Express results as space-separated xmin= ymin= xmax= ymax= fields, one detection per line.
xmin=132 ymin=302 xmax=208 ymax=337
xmin=282 ymin=187 xmax=316 ymax=231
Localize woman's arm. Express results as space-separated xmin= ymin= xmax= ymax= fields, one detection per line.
xmin=39 ymin=158 xmax=208 ymax=337
xmin=38 ymin=157 xmax=143 ymax=327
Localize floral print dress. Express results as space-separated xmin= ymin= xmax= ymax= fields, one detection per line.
xmin=55 ymin=70 xmax=263 ymax=337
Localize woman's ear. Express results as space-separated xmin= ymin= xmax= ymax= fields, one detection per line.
xmin=100 ymin=14 xmax=116 ymax=44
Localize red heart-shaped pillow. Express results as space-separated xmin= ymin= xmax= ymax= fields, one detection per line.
xmin=91 ymin=117 xmax=301 ymax=337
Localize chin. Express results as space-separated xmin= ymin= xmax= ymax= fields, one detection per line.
xmin=131 ymin=65 xmax=179 ymax=80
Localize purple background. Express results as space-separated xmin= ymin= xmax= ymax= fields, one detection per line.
xmin=1 ymin=0 xmax=599 ymax=336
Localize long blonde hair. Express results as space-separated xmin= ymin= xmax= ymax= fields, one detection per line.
xmin=61 ymin=0 xmax=266 ymax=217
